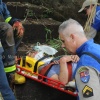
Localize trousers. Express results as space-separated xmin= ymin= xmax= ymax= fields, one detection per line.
xmin=0 ymin=46 xmax=16 ymax=100
xmin=0 ymin=22 xmax=23 ymax=68
xmin=0 ymin=22 xmax=23 ymax=91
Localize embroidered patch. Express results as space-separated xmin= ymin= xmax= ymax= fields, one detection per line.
xmin=80 ymin=70 xmax=90 ymax=83
xmin=79 ymin=67 xmax=90 ymax=83
xmin=82 ymin=85 xmax=93 ymax=98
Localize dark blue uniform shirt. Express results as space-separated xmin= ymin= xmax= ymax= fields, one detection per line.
xmin=0 ymin=0 xmax=19 ymax=25
xmin=92 ymin=6 xmax=100 ymax=31
xmin=74 ymin=39 xmax=100 ymax=77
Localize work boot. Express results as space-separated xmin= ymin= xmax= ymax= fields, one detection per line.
xmin=6 ymin=72 xmax=15 ymax=92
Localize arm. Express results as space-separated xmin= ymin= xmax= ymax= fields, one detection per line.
xmin=48 ymin=55 xmax=79 ymax=85
xmin=75 ymin=66 xmax=100 ymax=100
xmin=59 ymin=55 xmax=79 ymax=85
xmin=2 ymin=2 xmax=24 ymax=37
xmin=85 ymin=26 xmax=97 ymax=40
xmin=85 ymin=8 xmax=100 ymax=40
xmin=2 ymin=2 xmax=20 ymax=25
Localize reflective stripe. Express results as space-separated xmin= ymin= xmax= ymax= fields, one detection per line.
xmin=4 ymin=65 xmax=16 ymax=73
xmin=5 ymin=17 xmax=12 ymax=23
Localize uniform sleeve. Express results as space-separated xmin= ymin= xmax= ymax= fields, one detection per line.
xmin=91 ymin=21 xmax=100 ymax=32
xmin=2 ymin=2 xmax=20 ymax=26
xmin=91 ymin=9 xmax=100 ymax=31
xmin=75 ymin=66 xmax=100 ymax=100
xmin=47 ymin=64 xmax=60 ymax=78
xmin=2 ymin=2 xmax=11 ymax=19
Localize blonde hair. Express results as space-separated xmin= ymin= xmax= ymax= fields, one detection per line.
xmin=84 ymin=2 xmax=99 ymax=32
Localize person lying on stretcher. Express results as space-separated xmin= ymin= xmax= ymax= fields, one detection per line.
xmin=26 ymin=48 xmax=79 ymax=87
xmin=38 ymin=55 xmax=79 ymax=87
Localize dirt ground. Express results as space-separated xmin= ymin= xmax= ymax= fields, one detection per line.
xmin=15 ymin=78 xmax=77 ymax=100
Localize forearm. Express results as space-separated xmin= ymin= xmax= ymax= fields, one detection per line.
xmin=58 ymin=55 xmax=79 ymax=85
xmin=59 ymin=62 xmax=68 ymax=85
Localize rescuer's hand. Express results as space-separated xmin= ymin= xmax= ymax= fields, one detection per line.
xmin=13 ymin=21 xmax=24 ymax=37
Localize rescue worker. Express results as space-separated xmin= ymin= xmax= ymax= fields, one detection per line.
xmin=78 ymin=0 xmax=99 ymax=39
xmin=0 ymin=0 xmax=24 ymax=90
xmin=0 ymin=43 xmax=16 ymax=100
xmin=58 ymin=18 xmax=100 ymax=100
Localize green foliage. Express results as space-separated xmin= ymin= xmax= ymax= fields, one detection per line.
xmin=47 ymin=38 xmax=68 ymax=54
xmin=41 ymin=8 xmax=53 ymax=18
xmin=24 ymin=9 xmax=34 ymax=19
xmin=44 ymin=8 xmax=53 ymax=15
xmin=47 ymin=38 xmax=61 ymax=49
xmin=44 ymin=27 xmax=52 ymax=42
xmin=44 ymin=26 xmax=67 ymax=55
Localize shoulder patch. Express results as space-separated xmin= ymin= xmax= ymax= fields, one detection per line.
xmin=78 ymin=67 xmax=90 ymax=83
xmin=82 ymin=85 xmax=93 ymax=98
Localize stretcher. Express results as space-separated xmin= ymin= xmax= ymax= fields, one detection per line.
xmin=16 ymin=57 xmax=78 ymax=97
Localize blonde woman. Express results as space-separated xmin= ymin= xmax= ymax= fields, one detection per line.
xmin=78 ymin=0 xmax=100 ymax=39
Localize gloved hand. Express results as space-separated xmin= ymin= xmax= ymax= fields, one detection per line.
xmin=13 ymin=21 xmax=24 ymax=37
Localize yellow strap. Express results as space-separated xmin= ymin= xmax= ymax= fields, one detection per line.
xmin=5 ymin=17 xmax=12 ymax=23
xmin=4 ymin=65 xmax=16 ymax=73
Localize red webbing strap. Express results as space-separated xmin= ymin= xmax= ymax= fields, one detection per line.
xmin=39 ymin=62 xmax=72 ymax=81
xmin=67 ymin=62 xmax=72 ymax=82
xmin=39 ymin=62 xmax=55 ymax=79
